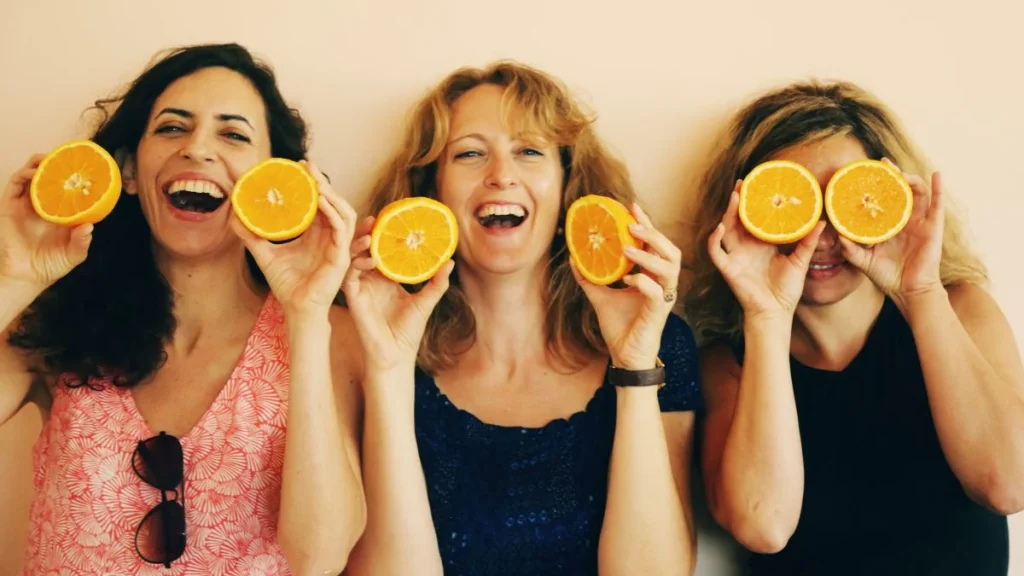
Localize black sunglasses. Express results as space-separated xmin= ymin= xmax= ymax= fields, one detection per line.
xmin=132 ymin=431 xmax=187 ymax=567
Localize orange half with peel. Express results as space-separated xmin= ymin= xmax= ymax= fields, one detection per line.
xmin=231 ymin=158 xmax=320 ymax=241
xmin=30 ymin=140 xmax=121 ymax=225
xmin=565 ymin=194 xmax=642 ymax=286
xmin=370 ymin=196 xmax=459 ymax=284
xmin=825 ymin=159 xmax=913 ymax=245
xmin=738 ymin=160 xmax=823 ymax=244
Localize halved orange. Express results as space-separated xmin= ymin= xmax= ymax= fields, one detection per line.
xmin=565 ymin=195 xmax=642 ymax=286
xmin=825 ymin=159 xmax=913 ymax=245
xmin=370 ymin=196 xmax=459 ymax=284
xmin=30 ymin=140 xmax=121 ymax=225
xmin=232 ymin=158 xmax=320 ymax=241
xmin=739 ymin=160 xmax=823 ymax=244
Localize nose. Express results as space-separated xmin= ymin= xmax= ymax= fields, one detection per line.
xmin=817 ymin=217 xmax=838 ymax=250
xmin=179 ymin=130 xmax=215 ymax=163
xmin=484 ymin=153 xmax=517 ymax=190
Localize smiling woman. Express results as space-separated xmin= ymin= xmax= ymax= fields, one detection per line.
xmin=343 ymin=61 xmax=702 ymax=576
xmin=0 ymin=43 xmax=366 ymax=575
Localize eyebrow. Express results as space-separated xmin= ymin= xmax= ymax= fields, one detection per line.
xmin=155 ymin=107 xmax=254 ymax=129
xmin=448 ymin=132 xmax=486 ymax=145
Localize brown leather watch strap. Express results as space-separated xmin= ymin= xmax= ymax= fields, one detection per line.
xmin=607 ymin=358 xmax=666 ymax=387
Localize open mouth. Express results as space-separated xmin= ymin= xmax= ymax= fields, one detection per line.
xmin=809 ymin=262 xmax=843 ymax=272
xmin=165 ymin=179 xmax=227 ymax=214
xmin=475 ymin=203 xmax=528 ymax=229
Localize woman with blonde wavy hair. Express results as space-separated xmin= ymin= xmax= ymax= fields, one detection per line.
xmin=341 ymin=61 xmax=702 ymax=575
xmin=687 ymin=81 xmax=1024 ymax=575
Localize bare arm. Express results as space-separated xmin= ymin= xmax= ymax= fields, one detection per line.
xmin=0 ymin=153 xmax=91 ymax=426
xmin=1 ymin=279 xmax=42 ymax=427
xmin=277 ymin=308 xmax=367 ymax=575
xmin=903 ymin=283 xmax=1024 ymax=514
xmin=699 ymin=320 xmax=804 ymax=554
xmin=599 ymin=390 xmax=696 ymax=575
xmin=341 ymin=221 xmax=452 ymax=576
xmin=345 ymin=363 xmax=442 ymax=576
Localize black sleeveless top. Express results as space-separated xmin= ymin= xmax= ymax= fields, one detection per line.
xmin=741 ymin=298 xmax=1009 ymax=576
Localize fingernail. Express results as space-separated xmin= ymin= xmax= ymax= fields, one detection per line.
xmin=624 ymin=245 xmax=639 ymax=255
xmin=629 ymin=223 xmax=643 ymax=234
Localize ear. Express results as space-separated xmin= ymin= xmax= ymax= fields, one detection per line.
xmin=116 ymin=148 xmax=138 ymax=196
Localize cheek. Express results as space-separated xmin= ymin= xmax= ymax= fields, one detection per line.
xmin=224 ymin=148 xmax=269 ymax=181
xmin=526 ymin=170 xmax=563 ymax=209
xmin=436 ymin=169 xmax=475 ymax=208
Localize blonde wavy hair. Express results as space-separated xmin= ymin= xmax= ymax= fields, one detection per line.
xmin=365 ymin=61 xmax=637 ymax=374
xmin=684 ymin=80 xmax=988 ymax=346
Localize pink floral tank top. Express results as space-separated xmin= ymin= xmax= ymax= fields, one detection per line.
xmin=23 ymin=296 xmax=293 ymax=575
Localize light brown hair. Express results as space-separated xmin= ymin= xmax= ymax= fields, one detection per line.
xmin=366 ymin=61 xmax=637 ymax=373
xmin=685 ymin=80 xmax=988 ymax=345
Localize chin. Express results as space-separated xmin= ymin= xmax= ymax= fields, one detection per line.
xmin=800 ymin=266 xmax=865 ymax=306
xmin=459 ymin=248 xmax=548 ymax=277
xmin=153 ymin=230 xmax=241 ymax=261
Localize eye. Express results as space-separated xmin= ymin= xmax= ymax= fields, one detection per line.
xmin=224 ymin=132 xmax=252 ymax=143
xmin=454 ymin=150 xmax=482 ymax=159
xmin=519 ymin=148 xmax=543 ymax=156
xmin=154 ymin=125 xmax=185 ymax=135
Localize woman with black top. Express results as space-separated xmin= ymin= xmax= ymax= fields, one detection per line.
xmin=685 ymin=80 xmax=1024 ymax=575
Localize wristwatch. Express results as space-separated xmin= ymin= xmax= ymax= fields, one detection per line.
xmin=607 ymin=358 xmax=666 ymax=388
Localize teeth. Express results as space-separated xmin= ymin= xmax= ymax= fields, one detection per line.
xmin=167 ymin=179 xmax=224 ymax=199
xmin=475 ymin=204 xmax=526 ymax=218
xmin=810 ymin=263 xmax=838 ymax=270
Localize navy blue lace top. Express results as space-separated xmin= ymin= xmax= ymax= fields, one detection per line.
xmin=413 ymin=313 xmax=702 ymax=575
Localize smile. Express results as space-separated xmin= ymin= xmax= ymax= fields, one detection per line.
xmin=164 ymin=179 xmax=227 ymax=214
xmin=475 ymin=203 xmax=528 ymax=229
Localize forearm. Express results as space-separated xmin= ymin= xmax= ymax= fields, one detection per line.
xmin=599 ymin=387 xmax=692 ymax=575
xmin=716 ymin=316 xmax=803 ymax=551
xmin=346 ymin=365 xmax=442 ymax=576
xmin=905 ymin=288 xmax=1024 ymax=513
xmin=279 ymin=315 xmax=366 ymax=575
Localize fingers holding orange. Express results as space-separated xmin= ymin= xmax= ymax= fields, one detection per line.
xmin=565 ymin=194 xmax=642 ymax=286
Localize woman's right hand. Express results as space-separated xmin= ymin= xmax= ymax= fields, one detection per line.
xmin=707 ymin=180 xmax=824 ymax=320
xmin=343 ymin=216 xmax=454 ymax=372
xmin=0 ymin=154 xmax=94 ymax=294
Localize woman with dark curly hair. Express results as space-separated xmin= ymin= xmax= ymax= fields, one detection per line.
xmin=1 ymin=43 xmax=365 ymax=574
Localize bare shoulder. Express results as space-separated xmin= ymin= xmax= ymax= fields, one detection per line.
xmin=946 ymin=282 xmax=1024 ymax=386
xmin=0 ymin=334 xmax=50 ymax=427
xmin=946 ymin=282 xmax=1008 ymax=325
xmin=699 ymin=343 xmax=742 ymax=383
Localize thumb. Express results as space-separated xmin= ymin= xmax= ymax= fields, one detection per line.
xmin=569 ymin=257 xmax=605 ymax=305
xmin=230 ymin=214 xmax=274 ymax=265
xmin=837 ymin=235 xmax=870 ymax=271
xmin=66 ymin=223 xmax=94 ymax=267
xmin=414 ymin=259 xmax=455 ymax=310
xmin=790 ymin=221 xmax=825 ymax=269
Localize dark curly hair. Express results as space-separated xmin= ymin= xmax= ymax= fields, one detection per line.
xmin=8 ymin=43 xmax=309 ymax=388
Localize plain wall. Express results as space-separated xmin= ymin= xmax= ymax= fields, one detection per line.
xmin=1 ymin=1 xmax=1021 ymax=574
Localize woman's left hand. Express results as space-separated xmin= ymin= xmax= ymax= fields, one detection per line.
xmin=572 ymin=203 xmax=681 ymax=370
xmin=232 ymin=160 xmax=357 ymax=318
xmin=838 ymin=159 xmax=945 ymax=311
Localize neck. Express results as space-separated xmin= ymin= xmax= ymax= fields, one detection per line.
xmin=457 ymin=260 xmax=550 ymax=369
xmin=791 ymin=278 xmax=885 ymax=370
xmin=154 ymin=244 xmax=267 ymax=356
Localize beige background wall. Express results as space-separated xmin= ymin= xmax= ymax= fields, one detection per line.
xmin=1 ymin=0 xmax=1021 ymax=573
